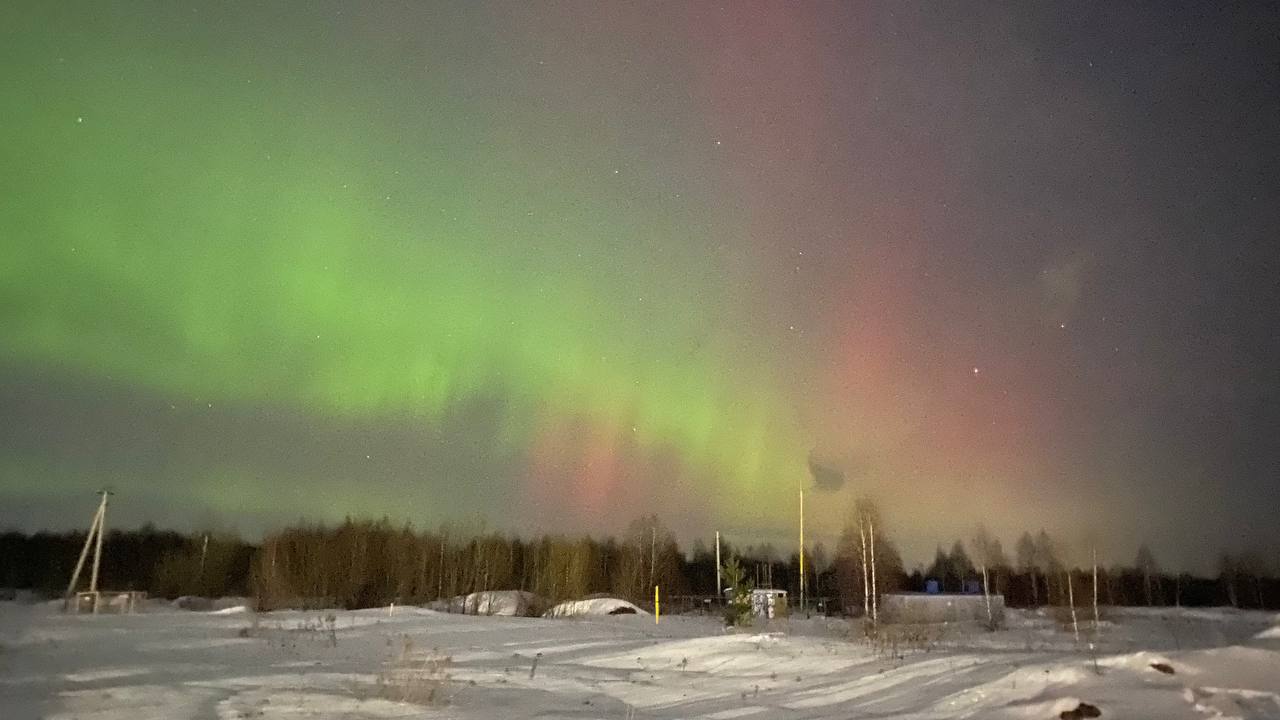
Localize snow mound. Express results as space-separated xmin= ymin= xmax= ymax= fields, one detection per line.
xmin=211 ymin=605 xmax=249 ymax=615
xmin=1255 ymin=622 xmax=1280 ymax=639
xmin=435 ymin=590 xmax=545 ymax=617
xmin=1001 ymin=696 xmax=1090 ymax=720
xmin=172 ymin=596 xmax=213 ymax=611
xmin=212 ymin=596 xmax=252 ymax=611
xmin=1097 ymin=650 xmax=1178 ymax=674
xmin=172 ymin=596 xmax=252 ymax=612
xmin=544 ymin=597 xmax=647 ymax=618
xmin=1174 ymin=646 xmax=1280 ymax=690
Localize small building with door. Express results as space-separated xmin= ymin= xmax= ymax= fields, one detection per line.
xmin=750 ymin=589 xmax=788 ymax=619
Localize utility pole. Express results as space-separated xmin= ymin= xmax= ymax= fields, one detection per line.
xmin=648 ymin=526 xmax=656 ymax=592
xmin=65 ymin=490 xmax=111 ymax=612
xmin=799 ymin=489 xmax=805 ymax=615
xmin=90 ymin=495 xmax=106 ymax=597
xmin=714 ymin=531 xmax=722 ymax=600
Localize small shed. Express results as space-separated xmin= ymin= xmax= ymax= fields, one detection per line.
xmin=750 ymin=589 xmax=788 ymax=619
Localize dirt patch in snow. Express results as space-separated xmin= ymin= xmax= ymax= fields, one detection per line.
xmin=1059 ymin=701 xmax=1101 ymax=719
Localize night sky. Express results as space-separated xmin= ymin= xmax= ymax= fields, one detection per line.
xmin=3 ymin=1 xmax=1277 ymax=572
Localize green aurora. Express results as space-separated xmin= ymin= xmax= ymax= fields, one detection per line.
xmin=2 ymin=2 xmax=805 ymax=530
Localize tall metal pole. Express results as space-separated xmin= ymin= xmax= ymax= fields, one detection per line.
xmin=799 ymin=489 xmax=805 ymax=614
xmin=714 ymin=531 xmax=722 ymax=600
xmin=648 ymin=526 xmax=656 ymax=593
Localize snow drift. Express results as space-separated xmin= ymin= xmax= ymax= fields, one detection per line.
xmin=544 ymin=597 xmax=647 ymax=618
xmin=433 ymin=590 xmax=545 ymax=616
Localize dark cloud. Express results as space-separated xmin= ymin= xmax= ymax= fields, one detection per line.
xmin=807 ymin=454 xmax=845 ymax=494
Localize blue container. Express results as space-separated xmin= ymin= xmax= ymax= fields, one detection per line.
xmin=925 ymin=579 xmax=940 ymax=594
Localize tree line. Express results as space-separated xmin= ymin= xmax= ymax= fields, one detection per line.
xmin=251 ymin=515 xmax=686 ymax=609
xmin=0 ymin=525 xmax=254 ymax=598
xmin=3 ymin=508 xmax=1277 ymax=611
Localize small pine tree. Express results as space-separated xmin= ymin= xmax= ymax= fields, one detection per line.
xmin=720 ymin=557 xmax=753 ymax=627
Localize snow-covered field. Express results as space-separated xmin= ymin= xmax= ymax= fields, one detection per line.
xmin=2 ymin=600 xmax=1278 ymax=719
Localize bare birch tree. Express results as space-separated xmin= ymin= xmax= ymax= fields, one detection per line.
xmin=972 ymin=525 xmax=1006 ymax=630
xmin=852 ymin=498 xmax=884 ymax=630
xmin=1066 ymin=568 xmax=1080 ymax=645
xmin=1091 ymin=547 xmax=1100 ymax=637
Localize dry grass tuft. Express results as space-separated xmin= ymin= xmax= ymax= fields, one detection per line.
xmin=375 ymin=636 xmax=453 ymax=705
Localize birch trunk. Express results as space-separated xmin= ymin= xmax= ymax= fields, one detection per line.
xmin=981 ymin=563 xmax=993 ymax=628
xmin=1091 ymin=548 xmax=1100 ymax=638
xmin=868 ymin=516 xmax=878 ymax=625
xmin=858 ymin=521 xmax=870 ymax=619
xmin=1067 ymin=570 xmax=1080 ymax=645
